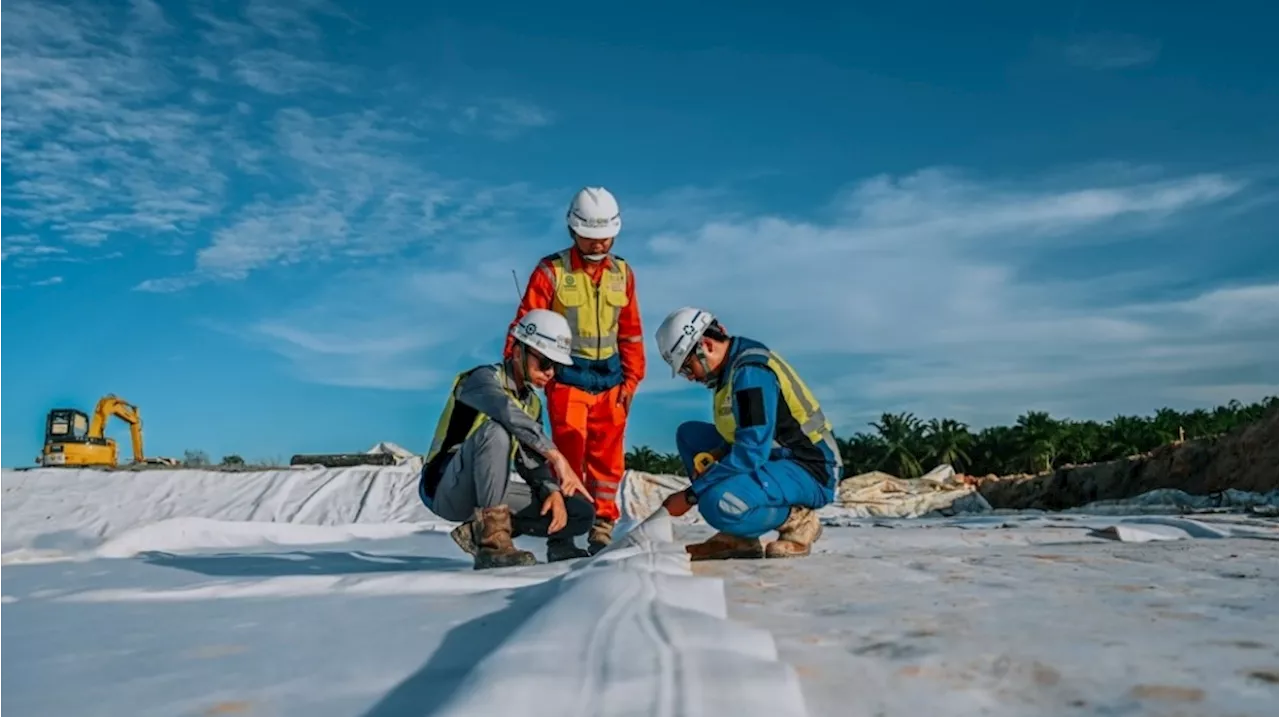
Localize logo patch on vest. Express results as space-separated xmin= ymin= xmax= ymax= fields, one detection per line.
xmin=716 ymin=394 xmax=733 ymax=418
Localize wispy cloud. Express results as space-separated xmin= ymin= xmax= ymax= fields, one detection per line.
xmin=128 ymin=0 xmax=173 ymax=35
xmin=230 ymin=50 xmax=358 ymax=95
xmin=445 ymin=98 xmax=557 ymax=140
xmin=2 ymin=0 xmax=225 ymax=248
xmin=242 ymin=163 xmax=1274 ymax=417
xmin=246 ymin=316 xmax=448 ymax=391
xmin=171 ymin=103 xmax=559 ymax=283
xmin=1 ymin=236 xmax=67 ymax=262
xmin=1063 ymin=31 xmax=1161 ymax=69
xmin=239 ymin=0 xmax=362 ymax=41
xmin=2 ymin=0 xmax=557 ymax=284
xmin=623 ymin=165 xmax=1274 ymax=427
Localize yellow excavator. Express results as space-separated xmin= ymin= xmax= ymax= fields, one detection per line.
xmin=40 ymin=394 xmax=174 ymax=468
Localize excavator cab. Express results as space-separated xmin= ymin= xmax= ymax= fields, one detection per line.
xmin=41 ymin=407 xmax=117 ymax=467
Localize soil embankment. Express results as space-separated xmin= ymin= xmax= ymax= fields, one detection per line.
xmin=972 ymin=405 xmax=1278 ymax=510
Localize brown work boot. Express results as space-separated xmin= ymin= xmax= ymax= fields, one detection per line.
xmin=587 ymin=517 xmax=614 ymax=555
xmin=764 ymin=506 xmax=823 ymax=558
xmin=471 ymin=506 xmax=538 ymax=570
xmin=686 ymin=532 xmax=764 ymax=561
xmin=450 ymin=521 xmax=478 ymax=557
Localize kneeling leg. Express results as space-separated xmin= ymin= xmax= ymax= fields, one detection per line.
xmin=508 ymin=483 xmax=596 ymax=562
xmin=435 ymin=422 xmax=538 ymax=569
xmin=681 ymin=476 xmax=786 ymax=561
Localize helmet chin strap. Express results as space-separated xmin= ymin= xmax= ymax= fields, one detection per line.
xmin=581 ymin=253 xmax=607 ymax=262
xmin=509 ymin=345 xmax=528 ymax=388
xmin=690 ymin=344 xmax=717 ymax=387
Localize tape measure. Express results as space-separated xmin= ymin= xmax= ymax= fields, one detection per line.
xmin=693 ymin=452 xmax=716 ymax=475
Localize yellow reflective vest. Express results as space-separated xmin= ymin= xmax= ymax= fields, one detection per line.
xmin=711 ymin=337 xmax=841 ymax=478
xmin=425 ymin=363 xmax=540 ymax=469
xmin=537 ymin=249 xmax=631 ymax=362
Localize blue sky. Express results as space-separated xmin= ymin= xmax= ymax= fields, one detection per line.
xmin=2 ymin=0 xmax=1276 ymax=467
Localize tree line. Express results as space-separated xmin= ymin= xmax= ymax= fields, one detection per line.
xmin=625 ymin=396 xmax=1278 ymax=479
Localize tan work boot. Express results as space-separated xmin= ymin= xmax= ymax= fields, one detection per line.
xmin=587 ymin=517 xmax=614 ymax=555
xmin=470 ymin=505 xmax=538 ymax=570
xmin=686 ymin=532 xmax=764 ymax=561
xmin=765 ymin=506 xmax=823 ymax=558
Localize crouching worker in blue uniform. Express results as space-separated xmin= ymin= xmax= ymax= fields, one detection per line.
xmin=653 ymin=307 xmax=842 ymax=560
xmin=420 ymin=309 xmax=596 ymax=570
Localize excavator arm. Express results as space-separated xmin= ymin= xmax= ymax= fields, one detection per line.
xmin=88 ymin=394 xmax=145 ymax=464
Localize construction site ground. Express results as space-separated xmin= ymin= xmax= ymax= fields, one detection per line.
xmin=2 ymin=465 xmax=1276 ymax=716
xmin=680 ymin=518 xmax=1278 ymax=716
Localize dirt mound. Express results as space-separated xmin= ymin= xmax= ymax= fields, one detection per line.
xmin=972 ymin=405 xmax=1278 ymax=510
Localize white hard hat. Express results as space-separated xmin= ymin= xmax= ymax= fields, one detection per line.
xmin=511 ymin=309 xmax=575 ymax=366
xmin=566 ymin=186 xmax=622 ymax=240
xmin=655 ymin=307 xmax=716 ymax=377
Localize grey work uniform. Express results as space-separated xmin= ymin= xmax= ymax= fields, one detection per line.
xmin=419 ymin=362 xmax=594 ymax=540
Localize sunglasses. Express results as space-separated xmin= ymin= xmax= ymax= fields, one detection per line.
xmin=527 ymin=349 xmax=556 ymax=371
xmin=678 ymin=354 xmax=697 ymax=378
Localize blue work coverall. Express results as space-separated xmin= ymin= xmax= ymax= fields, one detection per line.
xmin=675 ymin=339 xmax=840 ymax=538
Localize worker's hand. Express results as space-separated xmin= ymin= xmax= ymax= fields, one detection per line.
xmin=617 ymin=389 xmax=634 ymax=414
xmin=664 ymin=489 xmax=694 ymax=518
xmin=546 ymin=448 xmax=592 ymax=501
xmin=541 ymin=491 xmax=568 ymax=534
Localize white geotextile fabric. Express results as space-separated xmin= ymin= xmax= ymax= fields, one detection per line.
xmin=427 ymin=509 xmax=813 ymax=717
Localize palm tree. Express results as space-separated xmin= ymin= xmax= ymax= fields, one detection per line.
xmin=870 ymin=412 xmax=926 ymax=478
xmin=969 ymin=425 xmax=1019 ymax=475
xmin=1015 ymin=411 xmax=1060 ymax=473
xmin=924 ymin=418 xmax=973 ymax=471
xmin=1103 ymin=415 xmax=1156 ymax=458
xmin=1150 ymin=408 xmax=1182 ymax=444
xmin=619 ymin=395 xmax=1276 ymax=479
xmin=1056 ymin=420 xmax=1103 ymax=466
xmin=837 ymin=433 xmax=887 ymax=477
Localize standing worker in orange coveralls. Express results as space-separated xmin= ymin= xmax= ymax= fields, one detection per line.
xmin=505 ymin=187 xmax=646 ymax=555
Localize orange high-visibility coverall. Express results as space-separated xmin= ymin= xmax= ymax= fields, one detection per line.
xmin=505 ymin=246 xmax=645 ymax=523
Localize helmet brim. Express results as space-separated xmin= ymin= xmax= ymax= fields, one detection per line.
xmin=545 ymin=349 xmax=574 ymax=366
xmin=569 ymin=224 xmax=619 ymax=240
xmin=512 ymin=331 xmax=575 ymax=367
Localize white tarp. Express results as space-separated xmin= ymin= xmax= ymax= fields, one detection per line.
xmin=617 ymin=464 xmax=994 ymax=530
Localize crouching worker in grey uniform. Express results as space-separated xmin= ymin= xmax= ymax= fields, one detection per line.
xmin=419 ymin=309 xmax=597 ymax=570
